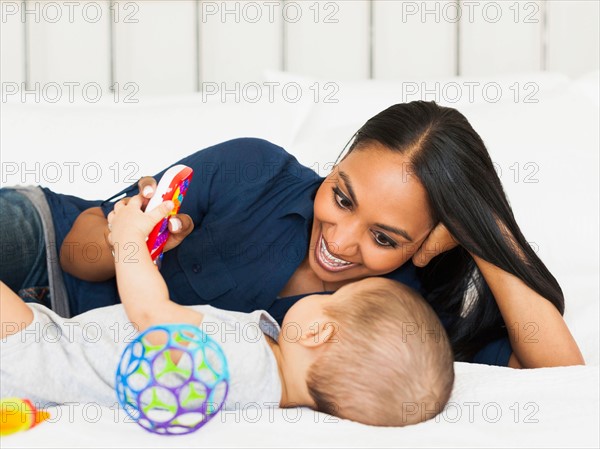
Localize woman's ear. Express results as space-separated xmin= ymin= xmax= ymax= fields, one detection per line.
xmin=299 ymin=321 xmax=338 ymax=348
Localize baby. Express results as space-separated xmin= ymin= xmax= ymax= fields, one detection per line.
xmin=0 ymin=194 xmax=454 ymax=427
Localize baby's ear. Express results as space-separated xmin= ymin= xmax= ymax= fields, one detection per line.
xmin=299 ymin=321 xmax=338 ymax=348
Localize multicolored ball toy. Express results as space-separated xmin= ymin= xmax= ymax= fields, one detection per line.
xmin=115 ymin=324 xmax=229 ymax=435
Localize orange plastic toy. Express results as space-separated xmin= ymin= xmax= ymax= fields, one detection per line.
xmin=0 ymin=398 xmax=50 ymax=436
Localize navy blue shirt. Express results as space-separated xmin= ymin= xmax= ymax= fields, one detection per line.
xmin=42 ymin=137 xmax=511 ymax=366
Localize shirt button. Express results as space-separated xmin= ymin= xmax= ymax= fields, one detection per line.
xmin=192 ymin=263 xmax=202 ymax=273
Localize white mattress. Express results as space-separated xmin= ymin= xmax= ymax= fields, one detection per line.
xmin=4 ymin=363 xmax=598 ymax=448
xmin=1 ymin=69 xmax=598 ymax=447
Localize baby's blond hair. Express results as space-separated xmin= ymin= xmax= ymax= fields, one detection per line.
xmin=306 ymin=278 xmax=454 ymax=426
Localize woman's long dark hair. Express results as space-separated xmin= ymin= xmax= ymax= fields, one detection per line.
xmin=341 ymin=101 xmax=564 ymax=361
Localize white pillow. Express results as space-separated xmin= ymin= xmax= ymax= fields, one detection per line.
xmin=0 ymin=91 xmax=313 ymax=199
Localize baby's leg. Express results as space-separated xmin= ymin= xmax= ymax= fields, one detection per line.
xmin=1 ymin=281 xmax=34 ymax=339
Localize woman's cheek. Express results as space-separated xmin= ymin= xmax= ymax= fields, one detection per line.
xmin=313 ymin=184 xmax=335 ymax=223
xmin=362 ymin=247 xmax=413 ymax=274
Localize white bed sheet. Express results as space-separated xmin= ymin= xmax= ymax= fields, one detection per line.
xmin=1 ymin=70 xmax=598 ymax=447
xmin=3 ymin=363 xmax=598 ymax=448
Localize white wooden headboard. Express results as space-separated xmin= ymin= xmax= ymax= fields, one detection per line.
xmin=1 ymin=0 xmax=598 ymax=96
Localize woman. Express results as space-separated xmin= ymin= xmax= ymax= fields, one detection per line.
xmin=0 ymin=101 xmax=584 ymax=368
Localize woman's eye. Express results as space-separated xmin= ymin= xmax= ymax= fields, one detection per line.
xmin=373 ymin=232 xmax=396 ymax=248
xmin=337 ymin=195 xmax=352 ymax=209
xmin=332 ymin=187 xmax=352 ymax=210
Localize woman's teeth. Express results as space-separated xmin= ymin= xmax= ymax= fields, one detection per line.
xmin=317 ymin=234 xmax=355 ymax=271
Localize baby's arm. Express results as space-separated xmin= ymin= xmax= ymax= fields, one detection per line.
xmin=0 ymin=281 xmax=33 ymax=339
xmin=108 ymin=194 xmax=203 ymax=336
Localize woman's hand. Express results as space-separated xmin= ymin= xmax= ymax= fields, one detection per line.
xmin=135 ymin=176 xmax=194 ymax=252
xmin=412 ymin=222 xmax=458 ymax=267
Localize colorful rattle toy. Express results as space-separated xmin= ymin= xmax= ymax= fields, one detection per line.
xmin=145 ymin=164 xmax=194 ymax=268
xmin=0 ymin=398 xmax=50 ymax=436
xmin=115 ymin=324 xmax=229 ymax=435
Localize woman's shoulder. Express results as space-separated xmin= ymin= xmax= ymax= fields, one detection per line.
xmin=190 ymin=137 xmax=293 ymax=166
xmin=179 ymin=137 xmax=321 ymax=189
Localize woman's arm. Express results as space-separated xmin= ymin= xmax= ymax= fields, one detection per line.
xmin=471 ymin=253 xmax=584 ymax=368
xmin=60 ymin=207 xmax=115 ymax=282
xmin=414 ymin=223 xmax=585 ymax=369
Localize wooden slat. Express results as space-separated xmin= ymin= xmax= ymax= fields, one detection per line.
xmin=373 ymin=0 xmax=456 ymax=79
xmin=4 ymin=0 xmax=598 ymax=98
xmin=27 ymin=0 xmax=110 ymax=91
xmin=460 ymin=0 xmax=543 ymax=76
xmin=285 ymin=0 xmax=369 ymax=80
xmin=547 ymin=0 xmax=600 ymax=77
xmin=114 ymin=0 xmax=196 ymax=95
xmin=199 ymin=0 xmax=281 ymax=84
xmin=0 ymin=0 xmax=26 ymax=84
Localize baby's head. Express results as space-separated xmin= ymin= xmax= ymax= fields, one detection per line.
xmin=278 ymin=277 xmax=454 ymax=426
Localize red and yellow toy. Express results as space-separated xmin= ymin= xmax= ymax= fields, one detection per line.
xmin=0 ymin=398 xmax=50 ymax=436
xmin=144 ymin=164 xmax=193 ymax=267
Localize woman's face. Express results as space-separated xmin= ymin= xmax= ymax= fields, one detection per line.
xmin=309 ymin=142 xmax=435 ymax=286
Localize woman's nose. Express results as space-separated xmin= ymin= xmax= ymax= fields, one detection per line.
xmin=326 ymin=222 xmax=360 ymax=259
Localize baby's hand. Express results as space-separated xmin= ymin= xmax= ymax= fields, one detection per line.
xmin=106 ymin=193 xmax=173 ymax=251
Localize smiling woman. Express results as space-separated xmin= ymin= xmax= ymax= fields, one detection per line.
xmin=332 ymin=102 xmax=583 ymax=368
xmin=0 ymin=101 xmax=584 ymax=369
xmin=309 ymin=143 xmax=435 ymax=287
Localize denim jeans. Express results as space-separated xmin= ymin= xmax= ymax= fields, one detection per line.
xmin=0 ymin=188 xmax=51 ymax=307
